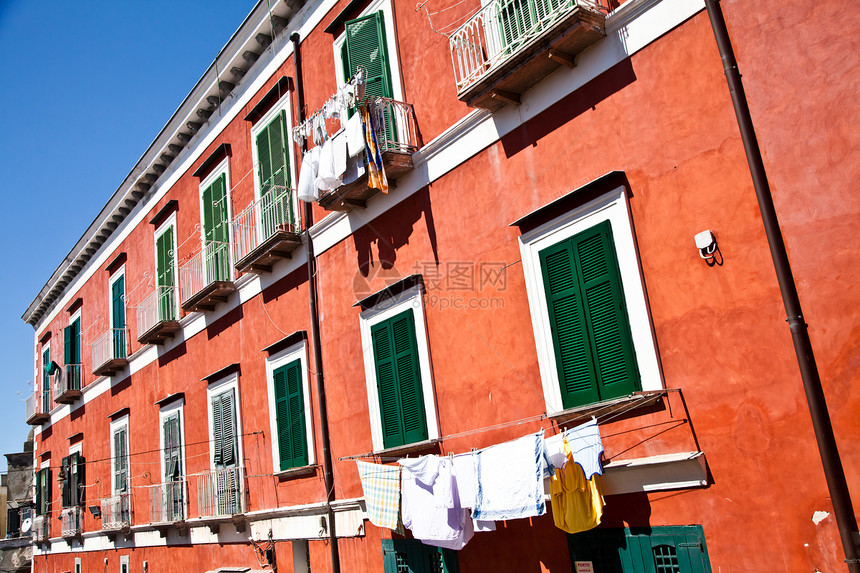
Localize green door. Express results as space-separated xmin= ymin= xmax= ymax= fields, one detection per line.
xmin=202 ymin=174 xmax=230 ymax=283
xmin=111 ymin=275 xmax=126 ymax=359
xmin=568 ymin=526 xmax=712 ymax=573
xmin=256 ymin=112 xmax=293 ymax=238
xmin=41 ymin=347 xmax=50 ymax=412
xmin=156 ymin=227 xmax=175 ymax=321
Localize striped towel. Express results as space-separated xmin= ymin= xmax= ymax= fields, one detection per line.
xmin=357 ymin=460 xmax=402 ymax=531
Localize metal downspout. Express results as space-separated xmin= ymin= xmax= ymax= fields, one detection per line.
xmin=291 ymin=32 xmax=342 ymax=573
xmin=703 ymin=1 xmax=860 ymax=569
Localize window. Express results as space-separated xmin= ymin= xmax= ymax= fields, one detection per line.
xmin=35 ymin=466 xmax=51 ymax=516
xmin=160 ymin=403 xmax=185 ymax=521
xmin=109 ymin=270 xmax=127 ymax=359
xmin=155 ymin=221 xmax=177 ymax=322
xmin=199 ymin=162 xmax=232 ymax=283
xmin=211 ymin=388 xmax=239 ymax=468
xmin=382 ymin=539 xmax=460 ymax=573
xmin=61 ymin=452 xmax=85 ymax=507
xmin=251 ymin=94 xmax=297 ymax=239
xmin=266 ymin=342 xmax=314 ymax=472
xmin=111 ymin=419 xmax=131 ymax=523
xmin=120 ymin=555 xmax=129 ymax=573
xmin=75 ymin=557 xmax=81 ymax=573
xmin=359 ymin=281 xmax=439 ymax=451
xmin=567 ymin=526 xmax=711 ymax=573
xmin=41 ymin=343 xmax=51 ymax=413
xmin=518 ymin=187 xmax=662 ymax=414
xmin=207 ymin=375 xmax=243 ymax=515
xmin=333 ymin=0 xmax=404 ymax=101
xmin=64 ymin=312 xmax=82 ymax=390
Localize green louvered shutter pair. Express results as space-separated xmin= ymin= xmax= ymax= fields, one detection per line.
xmin=256 ymin=111 xmax=294 ymax=238
xmin=113 ymin=427 xmax=129 ymax=494
xmin=42 ymin=347 xmax=51 ymax=412
xmin=273 ymin=360 xmax=308 ymax=470
xmin=36 ymin=468 xmax=51 ymax=515
xmin=201 ymin=174 xmax=230 ymax=282
xmin=212 ymin=390 xmax=238 ymax=468
xmin=61 ymin=453 xmax=85 ymax=507
xmin=156 ymin=228 xmax=176 ymax=321
xmin=63 ymin=319 xmax=81 ymax=390
xmin=111 ymin=276 xmax=126 ymax=359
xmin=162 ymin=413 xmax=183 ymax=520
xmin=372 ymin=310 xmax=428 ymax=449
xmin=540 ymin=220 xmax=640 ymax=409
xmin=567 ymin=526 xmax=711 ymax=573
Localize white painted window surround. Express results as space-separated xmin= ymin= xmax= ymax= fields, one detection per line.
xmin=197 ymin=156 xmax=235 ymax=278
xmin=158 ymin=399 xmax=186 ymax=481
xmin=359 ymin=284 xmax=439 ymax=451
xmin=265 ymin=340 xmax=316 ymax=471
xmin=206 ymin=373 xmax=244 ymax=468
xmin=154 ymin=213 xmax=180 ymax=316
xmin=518 ymin=186 xmax=663 ymax=415
xmin=250 ymin=90 xmax=299 ymax=198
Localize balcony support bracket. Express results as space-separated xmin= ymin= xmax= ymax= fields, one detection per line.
xmin=491 ymin=90 xmax=521 ymax=106
xmin=547 ymin=48 xmax=576 ymax=69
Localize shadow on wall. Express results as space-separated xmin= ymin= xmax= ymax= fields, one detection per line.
xmin=500 ymin=57 xmax=637 ymax=158
xmin=351 ymin=185 xmax=439 ymax=283
xmin=261 ymin=263 xmax=309 ymax=303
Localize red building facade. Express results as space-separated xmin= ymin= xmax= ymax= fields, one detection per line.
xmin=22 ymin=0 xmax=859 ymax=571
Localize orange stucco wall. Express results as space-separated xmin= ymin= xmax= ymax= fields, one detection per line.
xmin=29 ymin=0 xmax=858 ymax=569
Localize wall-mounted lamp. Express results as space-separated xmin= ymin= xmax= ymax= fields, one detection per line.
xmin=694 ymin=230 xmax=718 ymax=260
xmin=88 ymin=505 xmax=101 ymax=518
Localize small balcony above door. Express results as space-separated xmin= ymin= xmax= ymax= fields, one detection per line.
xmin=232 ymin=186 xmax=303 ymax=274
xmin=179 ymin=241 xmax=236 ymax=313
xmin=450 ymin=0 xmax=606 ymax=111
xmin=92 ymin=328 xmax=129 ymax=377
xmin=25 ymin=390 xmax=50 ymax=425
xmin=137 ymin=286 xmax=181 ymax=345
xmin=55 ymin=364 xmax=82 ymax=404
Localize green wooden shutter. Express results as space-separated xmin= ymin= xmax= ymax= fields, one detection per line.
xmin=540 ymin=220 xmax=640 ymax=408
xmin=61 ymin=456 xmax=71 ymax=507
xmin=202 ymin=174 xmax=229 ymax=282
xmin=257 ymin=111 xmax=291 ymax=196
xmin=344 ymin=12 xmax=393 ymax=100
xmin=75 ymin=454 xmax=85 ymax=506
xmin=568 ymin=527 xmax=711 ymax=573
xmin=381 ymin=540 xmax=460 ymax=573
xmin=372 ymin=311 xmax=428 ymax=449
xmin=212 ymin=394 xmax=224 ymax=466
xmin=273 ymin=360 xmax=308 ymax=471
xmin=112 ymin=276 xmax=126 ymax=359
xmin=163 ymin=414 xmax=181 ymax=480
xmin=213 ymin=391 xmax=238 ymax=468
xmin=156 ymin=227 xmax=175 ymax=321
xmin=72 ymin=318 xmax=81 ymax=364
xmin=114 ymin=427 xmax=128 ymax=494
xmin=257 ymin=125 xmax=272 ymax=195
xmin=64 ymin=326 xmax=73 ymax=365
xmin=42 ymin=347 xmax=51 ymax=412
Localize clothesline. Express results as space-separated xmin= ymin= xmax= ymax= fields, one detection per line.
xmin=292 ymin=69 xmax=365 ymax=147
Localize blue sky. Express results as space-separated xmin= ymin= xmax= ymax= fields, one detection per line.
xmin=0 ymin=1 xmax=257 ymax=472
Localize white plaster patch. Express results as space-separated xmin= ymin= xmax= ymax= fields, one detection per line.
xmin=812 ymin=511 xmax=830 ymax=525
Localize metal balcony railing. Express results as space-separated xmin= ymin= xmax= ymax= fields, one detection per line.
xmin=450 ymin=0 xmax=602 ymax=93
xmin=101 ymin=493 xmax=133 ymax=530
xmin=32 ymin=515 xmax=49 ymax=541
xmin=26 ymin=390 xmax=49 ymax=424
xmin=179 ymin=241 xmax=231 ymax=305
xmin=148 ymin=480 xmax=186 ymax=524
xmin=231 ymin=186 xmax=301 ymax=265
xmin=92 ymin=328 xmax=129 ymax=372
xmin=60 ymin=506 xmax=84 ymax=537
xmin=196 ymin=467 xmax=245 ymax=518
xmin=55 ymin=364 xmax=82 ymax=402
xmin=371 ymin=97 xmax=419 ymax=154
xmin=137 ymin=286 xmax=178 ymax=338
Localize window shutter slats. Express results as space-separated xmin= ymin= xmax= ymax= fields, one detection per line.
xmin=257 ymin=126 xmax=273 ymax=195
xmin=72 ymin=318 xmax=81 ymax=364
xmin=221 ymin=391 xmax=237 ymax=466
xmin=212 ymin=395 xmax=224 ymax=465
xmin=344 ymin=12 xmax=393 ymax=100
xmin=286 ymin=360 xmax=307 ymax=467
xmin=76 ymin=454 xmax=85 ymax=506
xmin=273 ymin=365 xmax=292 ymax=470
xmin=64 ymin=326 xmax=73 ymax=365
xmin=61 ymin=456 xmax=71 ymax=507
xmin=156 ymin=229 xmax=175 ymax=321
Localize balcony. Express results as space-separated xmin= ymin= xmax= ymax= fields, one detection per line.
xmin=450 ymin=0 xmax=606 ymax=110
xmin=197 ymin=467 xmax=245 ymax=519
xmin=91 ymin=328 xmax=129 ymax=377
xmin=101 ymin=493 xmax=133 ymax=531
xmin=318 ymin=98 xmax=419 ymax=212
xmin=26 ymin=391 xmax=50 ymax=425
xmin=32 ymin=515 xmax=49 ymax=542
xmin=60 ymin=506 xmax=84 ymax=538
xmin=54 ymin=364 xmax=82 ymax=404
xmin=232 ymin=186 xmax=303 ymax=274
xmin=180 ymin=241 xmax=235 ymax=313
xmin=136 ymin=286 xmax=181 ymax=345
xmin=148 ymin=480 xmax=186 ymax=525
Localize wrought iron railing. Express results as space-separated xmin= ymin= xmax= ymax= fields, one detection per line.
xmin=101 ymin=493 xmax=133 ymax=530
xmin=56 ymin=364 xmax=82 ymax=397
xmin=32 ymin=515 xmax=49 ymax=541
xmin=450 ymin=0 xmax=602 ymax=92
xmin=148 ymin=480 xmax=186 ymax=523
xmin=179 ymin=241 xmax=231 ymax=304
xmin=137 ymin=286 xmax=177 ymax=337
xmin=92 ymin=328 xmax=129 ymax=370
xmin=231 ymin=186 xmax=301 ymax=264
xmin=196 ymin=467 xmax=245 ymax=517
xmin=371 ymin=97 xmax=419 ymax=154
xmin=26 ymin=390 xmax=47 ymax=421
xmin=60 ymin=506 xmax=84 ymax=537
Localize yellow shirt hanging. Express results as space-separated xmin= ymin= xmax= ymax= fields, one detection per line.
xmin=550 ymin=436 xmax=605 ymax=534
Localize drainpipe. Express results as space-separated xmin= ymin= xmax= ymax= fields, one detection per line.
xmin=704 ymin=1 xmax=859 ymax=570
xmin=291 ymin=32 xmax=342 ymax=573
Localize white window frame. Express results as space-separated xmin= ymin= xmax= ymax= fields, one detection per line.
xmin=68 ymin=309 xmax=82 ymax=363
xmin=108 ymin=266 xmax=126 ymax=332
xmin=158 ymin=399 xmax=186 ymax=482
xmin=332 ymin=0 xmax=405 ymax=102
xmin=120 ymin=554 xmax=129 ymax=573
xmin=265 ymin=340 xmax=316 ymax=472
xmin=153 ymin=212 xmax=180 ymax=318
xmin=518 ymin=186 xmax=664 ymax=415
xmin=110 ymin=414 xmax=130 ymax=496
xmin=359 ymin=284 xmax=439 ymax=451
xmin=206 ymin=373 xmax=243 ymax=468
xmin=198 ymin=157 xmax=234 ymax=280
